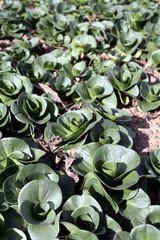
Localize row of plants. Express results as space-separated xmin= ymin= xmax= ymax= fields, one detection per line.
xmin=0 ymin=0 xmax=160 ymax=239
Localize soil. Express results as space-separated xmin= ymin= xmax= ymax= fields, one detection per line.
xmin=124 ymin=102 xmax=160 ymax=155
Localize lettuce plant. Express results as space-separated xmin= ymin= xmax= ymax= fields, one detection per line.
xmin=139 ymin=82 xmax=160 ymax=111
xmin=70 ymin=34 xmax=97 ymax=57
xmin=144 ymin=149 xmax=160 ymax=181
xmin=36 ymin=15 xmax=56 ymax=40
xmin=117 ymin=31 xmax=142 ymax=56
xmin=61 ymin=192 xmax=106 ymax=236
xmin=76 ymin=75 xmax=117 ymax=108
xmin=1 ymin=19 xmax=30 ymax=38
xmin=72 ymin=144 xmax=140 ymax=211
xmin=108 ymin=63 xmax=141 ymax=104
xmin=56 ymin=1 xmax=77 ymax=14
xmin=90 ymin=119 xmax=133 ymax=148
xmin=61 ymin=61 xmax=87 ymax=80
xmin=91 ymin=104 xmax=131 ymax=122
xmin=147 ymin=49 xmax=160 ymax=70
xmin=0 ymin=137 xmax=45 ymax=175
xmin=17 ymin=62 xmax=53 ymax=83
xmin=18 ymin=179 xmax=62 ymax=240
xmin=50 ymin=108 xmax=101 ymax=150
xmin=128 ymin=7 xmax=153 ymax=31
xmin=11 ymin=92 xmax=58 ymax=126
xmin=2 ymin=163 xmax=60 ymax=205
xmin=0 ymin=72 xmax=33 ymax=105
xmin=10 ymin=47 xmax=32 ymax=62
xmin=34 ymin=51 xmax=59 ymax=71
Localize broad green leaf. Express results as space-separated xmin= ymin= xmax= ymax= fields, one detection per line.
xmin=130 ymin=224 xmax=160 ymax=240
xmin=72 ymin=143 xmax=102 ymax=176
xmin=120 ymin=188 xmax=151 ymax=220
xmin=18 ymin=179 xmax=62 ymax=225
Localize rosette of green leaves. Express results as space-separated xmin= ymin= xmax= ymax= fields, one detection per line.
xmin=144 ymin=149 xmax=160 ymax=181
xmin=111 ymin=19 xmax=129 ymax=41
xmin=34 ymin=52 xmax=59 ymax=71
xmin=17 ymin=62 xmax=53 ymax=83
xmin=9 ymin=47 xmax=33 ymax=63
xmin=11 ymin=37 xmax=43 ymax=53
xmin=53 ymin=76 xmax=76 ymax=97
xmin=70 ymin=34 xmax=97 ymax=58
xmin=139 ymin=82 xmax=160 ymax=112
xmin=61 ymin=193 xmax=106 ymax=236
xmin=2 ymin=163 xmax=59 ymax=205
xmin=92 ymin=58 xmax=115 ymax=75
xmin=128 ymin=7 xmax=153 ymax=31
xmin=51 ymin=61 xmax=88 ymax=96
xmin=92 ymin=104 xmax=131 ymax=122
xmin=93 ymin=3 xmax=123 ymax=20
xmin=92 ymin=144 xmax=140 ymax=190
xmin=27 ymin=6 xmax=48 ymax=21
xmin=123 ymin=62 xmax=149 ymax=83
xmin=72 ymin=144 xmax=140 ymax=212
xmin=90 ymin=119 xmax=133 ymax=148
xmin=0 ymin=137 xmax=45 ymax=169
xmin=108 ymin=48 xmax=132 ymax=64
xmin=56 ymin=2 xmax=77 ymax=14
xmin=0 ymin=103 xmax=10 ymax=129
xmin=52 ymin=14 xmax=74 ymax=32
xmin=117 ymin=30 xmax=142 ymax=56
xmin=18 ymin=179 xmax=62 ymax=240
xmin=147 ymin=49 xmax=160 ymax=70
xmin=50 ymin=108 xmax=101 ymax=150
xmin=1 ymin=18 xmax=30 ymax=38
xmin=3 ymin=0 xmax=24 ymax=13
xmin=61 ymin=61 xmax=88 ymax=80
xmin=11 ymin=92 xmax=58 ymax=126
xmin=0 ymin=72 xmax=33 ymax=105
xmin=144 ymin=18 xmax=160 ymax=38
xmin=108 ymin=64 xmax=141 ymax=104
xmin=76 ymin=75 xmax=117 ymax=108
xmin=36 ymin=15 xmax=56 ymax=40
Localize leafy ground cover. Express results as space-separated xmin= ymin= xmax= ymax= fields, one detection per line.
xmin=0 ymin=0 xmax=160 ymax=239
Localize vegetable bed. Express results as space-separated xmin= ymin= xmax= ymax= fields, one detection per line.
xmin=0 ymin=0 xmax=160 ymax=239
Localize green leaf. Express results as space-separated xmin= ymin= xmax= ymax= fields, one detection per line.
xmin=72 ymin=143 xmax=102 ymax=176
xmin=130 ymin=224 xmax=160 ymax=240
xmin=1 ymin=228 xmax=27 ymax=240
xmin=18 ymin=179 xmax=62 ymax=225
xmin=120 ymin=189 xmax=151 ymax=220
xmin=28 ymin=212 xmax=61 ymax=240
